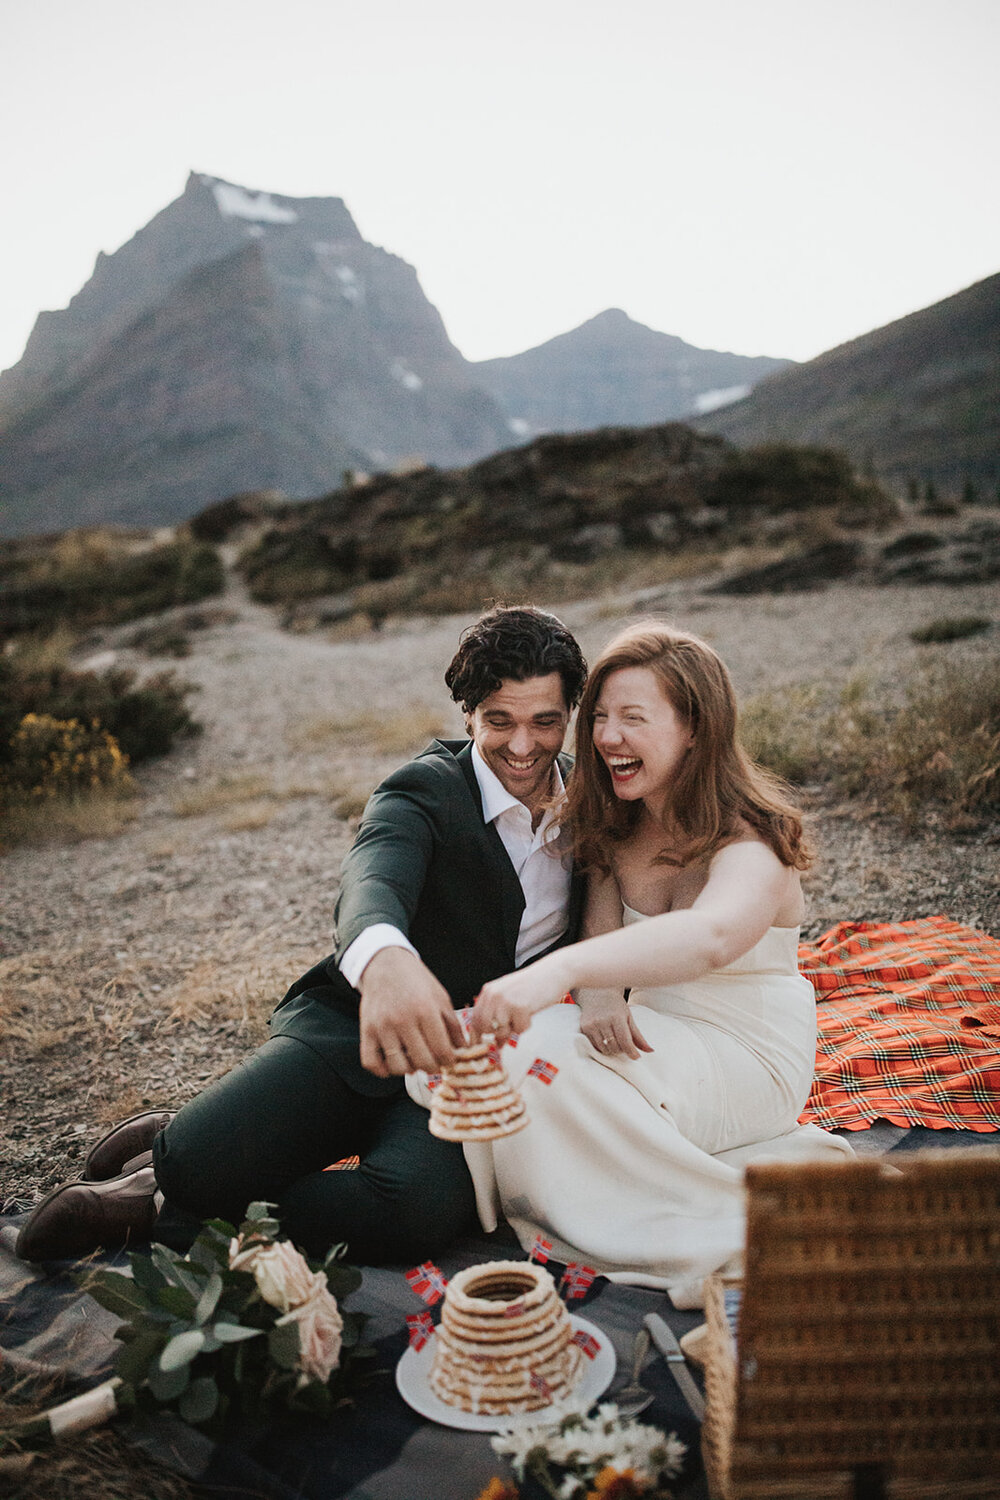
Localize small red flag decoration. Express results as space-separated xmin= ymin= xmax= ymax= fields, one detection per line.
xmin=503 ymin=1299 xmax=527 ymax=1318
xmin=529 ymin=1371 xmax=554 ymax=1401
xmin=426 ymin=1073 xmax=442 ymax=1091
xmin=529 ymin=1234 xmax=553 ymax=1263
xmin=572 ymin=1329 xmax=601 ymax=1360
xmin=559 ymin=1262 xmax=597 ymax=1300
xmin=528 ymin=1058 xmax=558 ymax=1084
xmin=405 ymin=1311 xmax=435 ymax=1351
xmin=405 ymin=1261 xmax=449 ymax=1305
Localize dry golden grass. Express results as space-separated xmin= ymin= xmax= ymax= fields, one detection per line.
xmin=287 ymin=704 xmax=450 ymax=757
xmin=169 ymin=771 xmax=273 ymax=817
xmin=0 ymin=790 xmax=139 ymax=849
xmin=0 ymin=1387 xmax=196 ymax=1500
xmin=323 ymin=774 xmax=375 ymax=820
xmin=220 ymin=802 xmax=275 ymax=832
xmin=741 ymin=657 xmax=1000 ymax=829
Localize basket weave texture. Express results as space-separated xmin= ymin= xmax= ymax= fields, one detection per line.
xmin=701 ymin=1152 xmax=1000 ymax=1500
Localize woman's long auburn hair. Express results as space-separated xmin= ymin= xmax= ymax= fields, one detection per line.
xmin=561 ymin=622 xmax=811 ymax=873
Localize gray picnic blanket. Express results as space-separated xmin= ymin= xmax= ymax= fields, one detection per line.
xmin=3 ymin=1122 xmax=997 ymax=1499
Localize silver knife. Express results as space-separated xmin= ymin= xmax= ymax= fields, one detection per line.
xmin=642 ymin=1313 xmax=706 ymax=1422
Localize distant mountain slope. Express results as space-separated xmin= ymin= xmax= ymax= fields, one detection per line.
xmin=0 ymin=174 xmax=512 ymax=536
xmin=696 ymin=273 xmax=1000 ymax=494
xmin=473 ymin=308 xmax=791 ymax=437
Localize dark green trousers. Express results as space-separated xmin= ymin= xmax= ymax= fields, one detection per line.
xmin=152 ymin=1031 xmax=477 ymax=1264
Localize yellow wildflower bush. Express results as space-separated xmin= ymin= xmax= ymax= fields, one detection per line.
xmin=1 ymin=713 xmax=135 ymax=804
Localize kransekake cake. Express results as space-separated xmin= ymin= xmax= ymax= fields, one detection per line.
xmin=428 ymin=1040 xmax=528 ymax=1142
xmin=429 ymin=1260 xmax=581 ymax=1414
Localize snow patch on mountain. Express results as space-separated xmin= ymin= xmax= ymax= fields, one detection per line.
xmin=211 ymin=182 xmax=298 ymax=224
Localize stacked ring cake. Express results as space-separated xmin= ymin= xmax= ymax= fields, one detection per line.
xmin=429 ymin=1040 xmax=528 ymax=1142
xmin=430 ymin=1260 xmax=581 ymax=1414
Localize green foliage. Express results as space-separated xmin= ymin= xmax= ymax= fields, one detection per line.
xmin=909 ymin=615 xmax=993 ymax=645
xmin=0 ymin=533 xmax=224 ymax=636
xmin=709 ymin=444 xmax=895 ymax=521
xmin=80 ymin=1203 xmax=369 ymax=1438
xmin=0 ymin=653 xmax=199 ymax=770
xmin=741 ymin=660 xmax=1000 ymax=829
xmin=0 ymin=714 xmax=134 ymax=807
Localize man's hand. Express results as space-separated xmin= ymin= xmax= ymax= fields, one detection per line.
xmin=578 ymin=989 xmax=653 ymax=1060
xmin=358 ymin=947 xmax=465 ymax=1077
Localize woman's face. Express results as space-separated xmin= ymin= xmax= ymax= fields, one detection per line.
xmin=591 ymin=665 xmax=695 ymax=810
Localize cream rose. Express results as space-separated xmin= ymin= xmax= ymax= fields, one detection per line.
xmin=277 ymin=1287 xmax=344 ymax=1384
xmin=229 ymin=1238 xmax=325 ymax=1313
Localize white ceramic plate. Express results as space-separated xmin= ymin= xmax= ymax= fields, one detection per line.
xmin=395 ymin=1313 xmax=615 ymax=1432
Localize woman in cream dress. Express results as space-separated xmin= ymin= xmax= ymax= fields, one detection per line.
xmin=467 ymin=623 xmax=852 ymax=1309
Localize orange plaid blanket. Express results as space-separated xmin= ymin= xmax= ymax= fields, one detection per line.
xmin=798 ymin=916 xmax=1000 ymax=1132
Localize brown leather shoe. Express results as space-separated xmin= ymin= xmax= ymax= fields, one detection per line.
xmin=82 ymin=1110 xmax=174 ymax=1181
xmin=15 ymin=1154 xmax=159 ymax=1262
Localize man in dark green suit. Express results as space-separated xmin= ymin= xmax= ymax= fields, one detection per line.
xmin=16 ymin=607 xmax=587 ymax=1266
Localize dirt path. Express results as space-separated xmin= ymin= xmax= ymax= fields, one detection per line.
xmin=2 ymin=573 xmax=998 ymax=1203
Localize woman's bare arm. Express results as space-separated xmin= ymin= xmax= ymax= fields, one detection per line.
xmin=470 ymin=839 xmax=794 ymax=1038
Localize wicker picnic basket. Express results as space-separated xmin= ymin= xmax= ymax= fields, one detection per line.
xmin=700 ymin=1153 xmax=1000 ymax=1499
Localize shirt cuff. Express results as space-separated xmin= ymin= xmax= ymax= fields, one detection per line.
xmin=339 ymin=924 xmax=419 ymax=989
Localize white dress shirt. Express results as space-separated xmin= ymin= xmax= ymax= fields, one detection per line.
xmin=339 ymin=742 xmax=571 ymax=988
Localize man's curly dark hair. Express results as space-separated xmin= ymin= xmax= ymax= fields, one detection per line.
xmin=444 ymin=605 xmax=587 ymax=713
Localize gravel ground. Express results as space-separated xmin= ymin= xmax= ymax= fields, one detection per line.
xmin=2 ymin=571 xmax=998 ymax=1206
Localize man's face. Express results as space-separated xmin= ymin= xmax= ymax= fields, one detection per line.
xmin=467 ymin=673 xmax=570 ymax=813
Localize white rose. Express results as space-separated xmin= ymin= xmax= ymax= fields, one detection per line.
xmin=229 ymin=1238 xmax=326 ymax=1313
xmin=277 ymin=1287 xmax=344 ymax=1384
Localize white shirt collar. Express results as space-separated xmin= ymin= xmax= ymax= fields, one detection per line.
xmin=470 ymin=740 xmax=565 ymax=825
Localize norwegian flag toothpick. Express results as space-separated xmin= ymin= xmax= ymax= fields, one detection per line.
xmin=405 ymin=1312 xmax=435 ymax=1351
xmin=528 ymin=1057 xmax=558 ymax=1085
xmin=572 ymin=1329 xmax=601 ymax=1360
xmin=529 ymin=1371 xmax=554 ymax=1402
xmin=503 ymin=1299 xmax=527 ymax=1318
xmin=426 ymin=1073 xmax=441 ymax=1091
xmin=405 ymin=1261 xmax=449 ymax=1305
xmin=529 ymin=1234 xmax=553 ymax=1264
xmin=559 ymin=1262 xmax=597 ymax=1300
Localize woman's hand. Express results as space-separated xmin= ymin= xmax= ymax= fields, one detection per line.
xmin=578 ymin=989 xmax=653 ymax=1060
xmin=469 ymin=953 xmax=572 ymax=1041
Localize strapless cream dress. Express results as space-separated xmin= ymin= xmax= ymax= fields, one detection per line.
xmin=413 ymin=908 xmax=853 ymax=1308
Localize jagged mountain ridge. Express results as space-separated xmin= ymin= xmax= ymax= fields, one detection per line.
xmin=0 ymin=174 xmax=513 ymax=535
xmin=695 ymin=273 xmax=1000 ymax=493
xmin=473 ymin=308 xmax=791 ymax=437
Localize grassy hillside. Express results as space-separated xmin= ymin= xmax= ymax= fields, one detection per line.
xmin=697 ymin=273 xmax=1000 ymax=496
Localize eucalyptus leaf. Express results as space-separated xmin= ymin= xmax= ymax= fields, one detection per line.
xmin=150 ymin=1244 xmax=204 ymax=1300
xmin=178 ymin=1375 xmax=219 ymax=1426
xmin=78 ymin=1269 xmax=149 ymax=1320
xmin=211 ymin=1321 xmax=263 ymax=1344
xmin=155 ymin=1284 xmax=198 ymax=1319
xmin=193 ymin=1271 xmax=222 ymax=1326
xmin=268 ymin=1320 xmax=301 ymax=1371
xmin=146 ymin=1360 xmax=190 ymax=1402
xmin=159 ymin=1328 xmax=206 ymax=1371
xmin=128 ymin=1253 xmax=167 ymax=1297
xmin=116 ymin=1329 xmax=166 ymax=1389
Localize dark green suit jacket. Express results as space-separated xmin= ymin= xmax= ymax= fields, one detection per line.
xmin=270 ymin=739 xmax=584 ymax=1094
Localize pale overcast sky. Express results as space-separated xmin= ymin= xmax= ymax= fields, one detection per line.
xmin=2 ymin=0 xmax=997 ymax=377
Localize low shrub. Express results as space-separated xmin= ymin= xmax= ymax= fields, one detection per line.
xmin=0 ymin=534 xmax=224 ymax=635
xmin=909 ymin=615 xmax=993 ymax=645
xmin=0 ymin=656 xmax=199 ymax=767
xmin=1 ymin=713 xmax=134 ymax=802
xmin=741 ymin=661 xmax=1000 ymax=829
